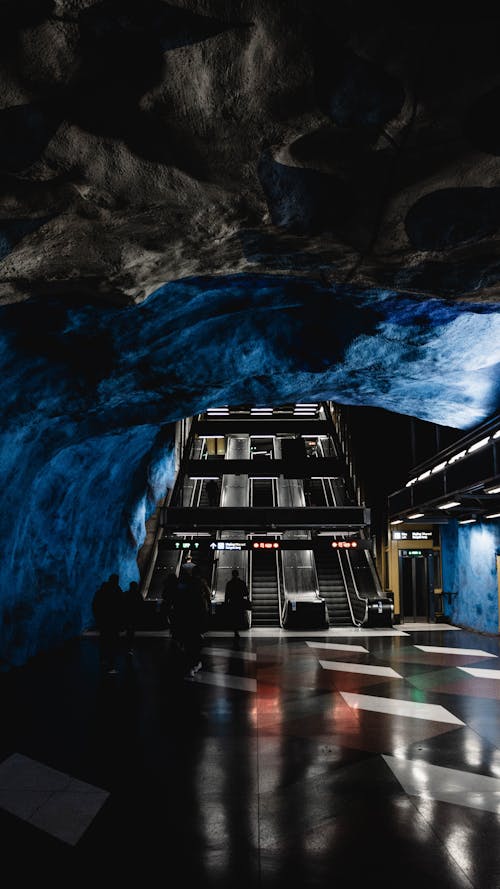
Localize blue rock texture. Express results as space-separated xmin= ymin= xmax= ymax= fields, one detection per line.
xmin=441 ymin=520 xmax=500 ymax=634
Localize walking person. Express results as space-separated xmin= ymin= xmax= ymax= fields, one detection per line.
xmin=175 ymin=565 xmax=210 ymax=677
xmin=92 ymin=573 xmax=124 ymax=676
xmin=124 ymin=580 xmax=143 ymax=655
xmin=160 ymin=568 xmax=179 ymax=635
xmin=224 ymin=568 xmax=250 ymax=641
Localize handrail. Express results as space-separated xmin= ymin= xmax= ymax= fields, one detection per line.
xmin=276 ymin=549 xmax=284 ymax=627
xmin=336 ymin=549 xmax=359 ymax=627
xmin=365 ymin=548 xmax=383 ymax=595
xmin=344 ymin=551 xmax=368 ymax=625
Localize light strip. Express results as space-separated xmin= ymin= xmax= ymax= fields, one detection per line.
xmin=390 ymin=519 xmax=403 ymax=525
xmin=493 ymin=430 xmax=500 ymax=439
xmin=485 ymin=512 xmax=500 ymax=519
xmin=459 ymin=519 xmax=476 ymax=524
xmin=408 ymin=513 xmax=424 ymax=519
xmin=485 ymin=485 xmax=500 ymax=494
xmin=438 ymin=501 xmax=460 ymax=509
xmin=468 ymin=436 xmax=490 ymax=453
xmin=418 ymin=470 xmax=431 ymax=481
xmin=448 ymin=450 xmax=467 ymax=464
xmin=431 ymin=461 xmax=447 ymax=474
xmin=406 ymin=478 xmax=418 ymax=488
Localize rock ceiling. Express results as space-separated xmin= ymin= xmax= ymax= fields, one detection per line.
xmin=1 ymin=2 xmax=500 ymax=664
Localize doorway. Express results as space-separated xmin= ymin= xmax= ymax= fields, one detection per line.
xmin=399 ymin=550 xmax=434 ymax=622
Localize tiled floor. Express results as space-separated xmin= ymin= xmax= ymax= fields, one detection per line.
xmin=1 ymin=622 xmax=500 ymax=886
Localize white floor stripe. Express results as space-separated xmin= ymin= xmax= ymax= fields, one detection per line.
xmin=340 ymin=691 xmax=464 ymax=725
xmin=383 ymin=755 xmax=500 ymax=814
xmin=185 ymin=672 xmax=257 ymax=691
xmin=414 ymin=645 xmax=497 ymax=658
xmin=306 ymin=641 xmax=369 ymax=653
xmin=201 ymin=646 xmax=257 ymax=661
xmin=458 ymin=666 xmax=500 ymax=679
xmin=319 ymin=660 xmax=402 ymax=678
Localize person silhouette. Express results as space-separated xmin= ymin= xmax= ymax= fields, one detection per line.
xmin=224 ymin=569 xmax=250 ymax=640
xmin=92 ymin=573 xmax=124 ymax=675
xmin=174 ymin=565 xmax=209 ymax=677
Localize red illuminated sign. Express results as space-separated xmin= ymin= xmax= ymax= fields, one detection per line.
xmin=253 ymin=541 xmax=280 ymax=549
xmin=330 ymin=541 xmax=358 ymax=548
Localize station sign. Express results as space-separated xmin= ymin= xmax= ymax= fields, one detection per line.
xmin=161 ymin=537 xmax=369 ymax=551
xmin=392 ymin=530 xmax=433 ymax=541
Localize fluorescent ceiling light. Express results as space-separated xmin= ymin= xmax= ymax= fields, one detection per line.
xmin=406 ymin=478 xmax=418 ymax=488
xmin=485 ymin=512 xmax=500 ymax=519
xmin=189 ymin=476 xmax=220 ymax=480
xmin=468 ymin=436 xmax=490 ymax=453
xmin=493 ymin=430 xmax=500 ymax=439
xmin=448 ymin=450 xmax=467 ymax=464
xmin=485 ymin=485 xmax=500 ymax=494
xmin=459 ymin=519 xmax=476 ymax=524
xmin=438 ymin=501 xmax=460 ymax=509
xmin=390 ymin=519 xmax=403 ymax=525
xmin=418 ymin=470 xmax=431 ymax=481
xmin=295 ymin=404 xmax=317 ymax=407
xmin=431 ymin=461 xmax=447 ymax=474
xmin=408 ymin=513 xmax=424 ymax=519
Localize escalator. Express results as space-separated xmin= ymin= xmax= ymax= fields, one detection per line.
xmin=251 ymin=478 xmax=275 ymax=507
xmin=313 ymin=550 xmax=353 ymax=626
xmin=250 ymin=549 xmax=281 ymax=627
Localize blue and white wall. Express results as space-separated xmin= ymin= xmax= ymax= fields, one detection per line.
xmin=441 ymin=520 xmax=500 ymax=633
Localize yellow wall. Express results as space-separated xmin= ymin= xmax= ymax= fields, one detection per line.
xmin=385 ymin=528 xmax=439 ymax=618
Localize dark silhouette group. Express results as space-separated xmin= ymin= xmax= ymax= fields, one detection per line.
xmin=92 ymin=573 xmax=144 ymax=675
xmin=93 ymin=560 xmax=249 ymax=679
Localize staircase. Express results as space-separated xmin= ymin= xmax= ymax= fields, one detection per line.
xmin=313 ymin=551 xmax=353 ymax=626
xmin=251 ymin=550 xmax=281 ymax=626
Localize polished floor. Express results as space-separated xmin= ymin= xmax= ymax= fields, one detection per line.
xmin=2 ymin=623 xmax=500 ymax=886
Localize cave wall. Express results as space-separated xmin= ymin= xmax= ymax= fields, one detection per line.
xmin=441 ymin=520 xmax=500 ymax=634
xmin=2 ymin=4 xmax=500 ymax=664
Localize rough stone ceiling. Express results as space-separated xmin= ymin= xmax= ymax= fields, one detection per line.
xmin=2 ymin=2 xmax=500 ymax=665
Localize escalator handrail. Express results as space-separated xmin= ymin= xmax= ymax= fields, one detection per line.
xmin=364 ymin=548 xmax=384 ymax=596
xmin=344 ymin=550 xmax=368 ymax=625
xmin=336 ymin=549 xmax=360 ymax=627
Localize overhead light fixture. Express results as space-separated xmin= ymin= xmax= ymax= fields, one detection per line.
xmin=406 ymin=478 xmax=418 ymax=488
xmin=418 ymin=470 xmax=431 ymax=481
xmin=493 ymin=430 xmax=500 ymax=439
xmin=390 ymin=519 xmax=404 ymax=525
xmin=431 ymin=461 xmax=447 ymax=474
xmin=485 ymin=485 xmax=500 ymax=494
xmin=438 ymin=501 xmax=460 ymax=509
xmin=408 ymin=513 xmax=424 ymax=519
xmin=485 ymin=512 xmax=500 ymax=519
xmin=459 ymin=519 xmax=476 ymax=525
xmin=468 ymin=436 xmax=490 ymax=453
